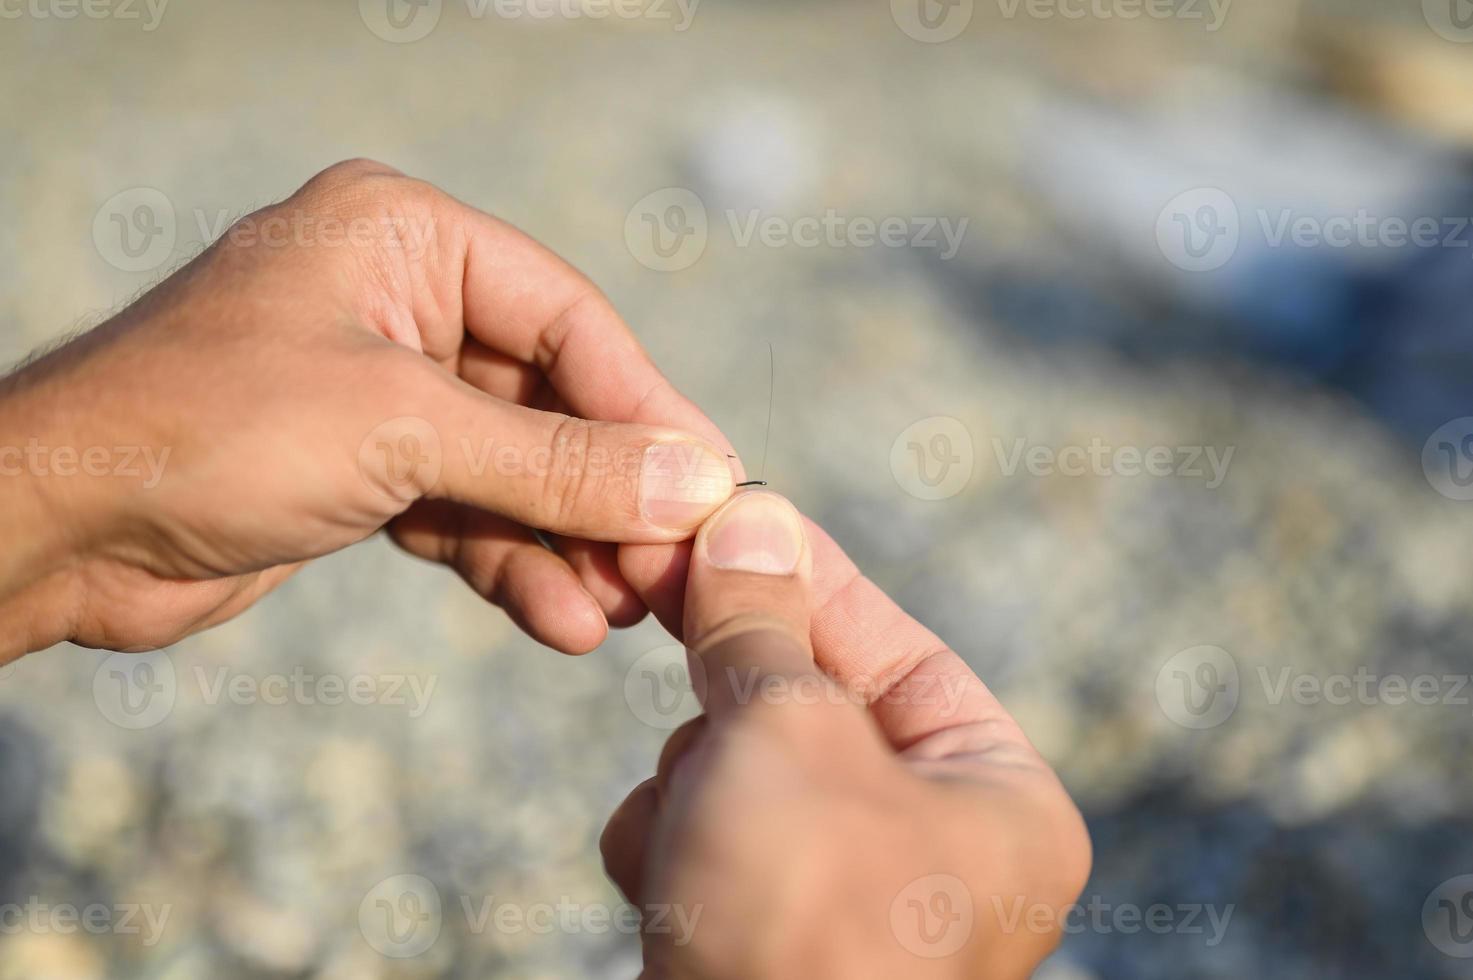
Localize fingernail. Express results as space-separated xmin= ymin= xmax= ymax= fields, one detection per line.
xmin=703 ymin=491 xmax=804 ymax=575
xmin=640 ymin=441 xmax=734 ymax=529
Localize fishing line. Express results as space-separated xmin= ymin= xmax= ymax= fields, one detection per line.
xmin=733 ymin=340 xmax=774 ymax=488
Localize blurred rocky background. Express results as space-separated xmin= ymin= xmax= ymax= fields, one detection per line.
xmin=3 ymin=0 xmax=1473 ymax=977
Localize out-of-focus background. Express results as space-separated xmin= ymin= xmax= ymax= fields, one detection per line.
xmin=4 ymin=0 xmax=1473 ymax=977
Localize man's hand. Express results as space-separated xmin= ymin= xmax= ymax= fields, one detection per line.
xmin=0 ymin=160 xmax=738 ymax=659
xmin=602 ymin=492 xmax=1092 ymax=978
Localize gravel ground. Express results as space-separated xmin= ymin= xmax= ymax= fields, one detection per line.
xmin=2 ymin=1 xmax=1472 ymax=977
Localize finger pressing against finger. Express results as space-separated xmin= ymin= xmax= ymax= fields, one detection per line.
xmin=682 ymin=490 xmax=831 ymax=722
xmin=550 ymin=537 xmax=648 ymax=628
xmin=455 ymin=338 xmax=544 ymax=406
xmin=654 ymin=714 xmax=708 ymax=800
xmin=389 ymin=499 xmax=607 ymax=654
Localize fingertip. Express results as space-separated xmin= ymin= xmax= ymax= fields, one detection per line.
xmin=617 ymin=541 xmax=691 ymax=640
xmin=549 ymin=589 xmax=609 ymax=655
xmin=499 ymin=551 xmax=609 ymax=655
xmin=638 ymin=438 xmax=736 ymax=534
xmin=692 ymin=490 xmax=809 ymax=580
xmin=555 ymin=538 xmax=650 ymax=629
xmin=682 ymin=490 xmax=814 ymax=665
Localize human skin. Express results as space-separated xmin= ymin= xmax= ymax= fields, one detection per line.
xmin=0 ymin=158 xmax=739 ymax=658
xmin=604 ymin=491 xmax=1090 ymax=977
xmin=0 ymin=161 xmax=1089 ymax=974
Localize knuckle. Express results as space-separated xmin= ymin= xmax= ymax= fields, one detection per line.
xmin=688 ymin=614 xmax=801 ymax=660
xmin=536 ymin=416 xmax=603 ymax=529
xmin=306 ymin=157 xmax=405 ymax=194
xmin=297 ymin=159 xmax=440 ymax=223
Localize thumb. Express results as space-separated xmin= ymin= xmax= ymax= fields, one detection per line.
xmin=364 ymin=372 xmax=735 ymax=541
xmin=682 ymin=490 xmax=830 ymax=721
